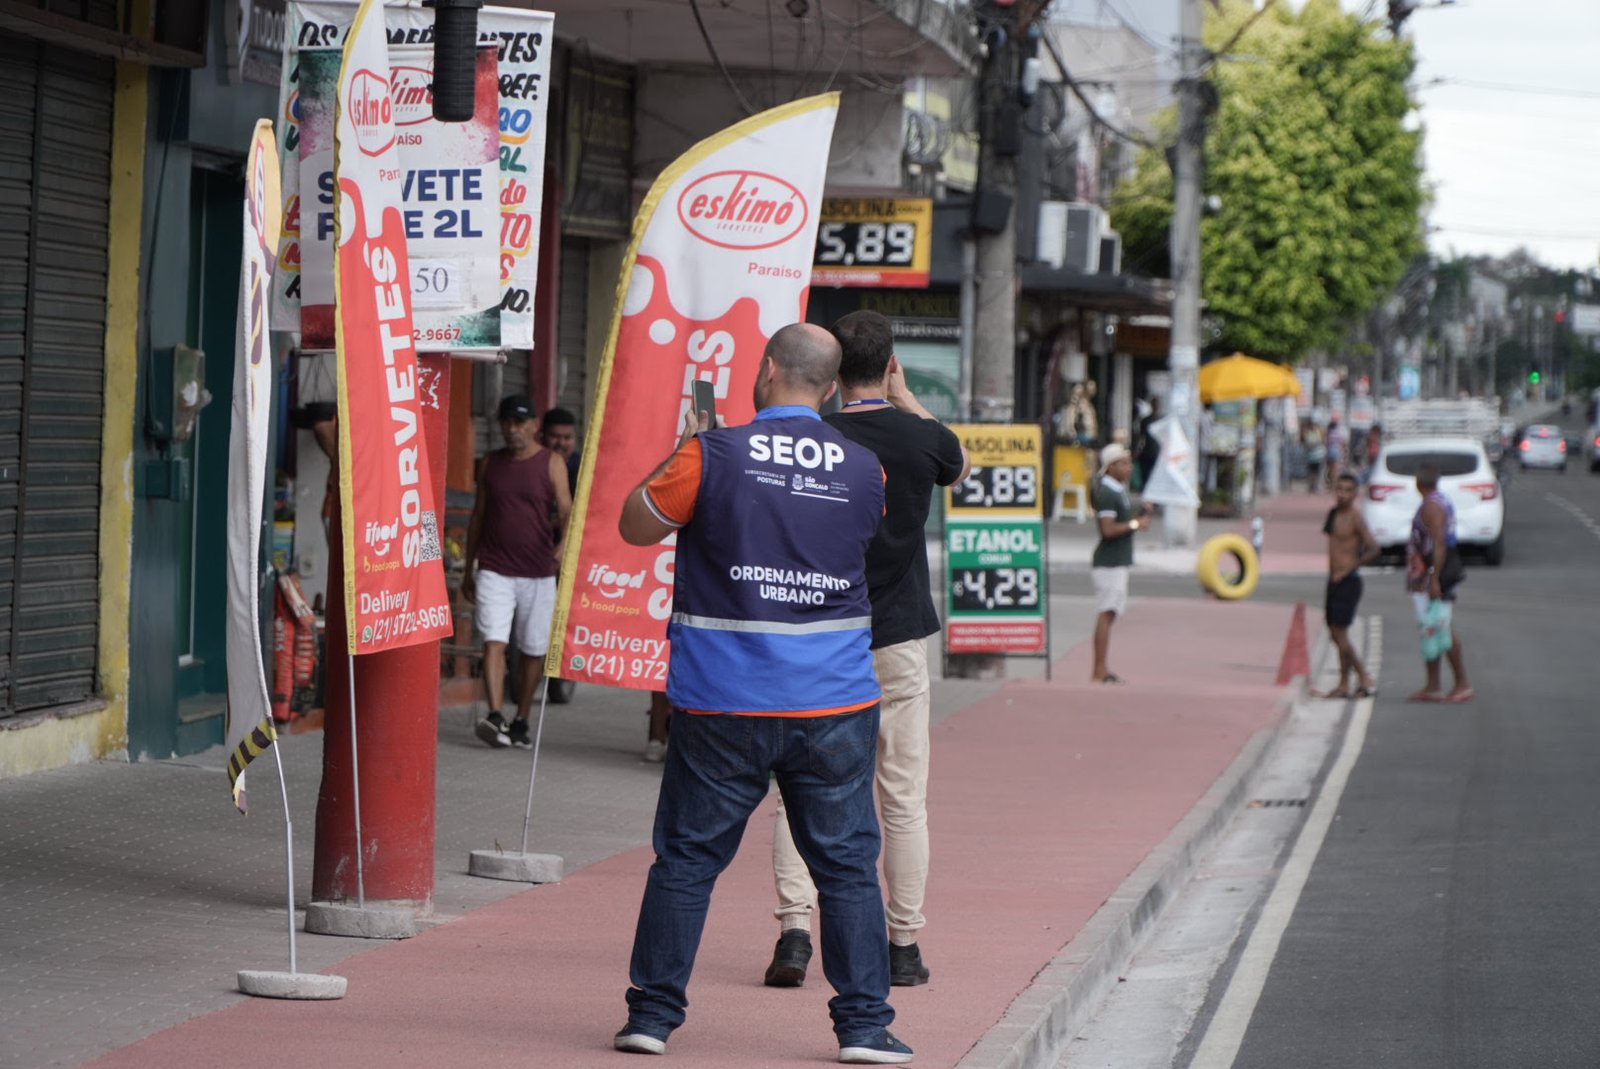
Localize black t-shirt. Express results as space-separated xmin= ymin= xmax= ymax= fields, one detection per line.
xmin=823 ymin=407 xmax=966 ymax=648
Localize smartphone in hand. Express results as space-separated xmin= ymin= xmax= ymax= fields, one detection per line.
xmin=691 ymin=378 xmax=717 ymax=430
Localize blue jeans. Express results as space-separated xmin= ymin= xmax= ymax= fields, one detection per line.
xmin=624 ymin=706 xmax=892 ymax=1045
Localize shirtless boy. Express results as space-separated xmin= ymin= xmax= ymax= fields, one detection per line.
xmin=1320 ymin=472 xmax=1379 ymax=698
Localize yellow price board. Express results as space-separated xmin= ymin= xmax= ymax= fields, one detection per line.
xmin=945 ymin=424 xmax=1045 ymax=517
xmin=811 ymin=198 xmax=932 ymax=288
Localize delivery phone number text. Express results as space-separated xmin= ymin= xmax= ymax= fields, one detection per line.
xmin=583 ymin=653 xmax=667 ymax=684
xmin=365 ymin=606 xmax=452 ymax=644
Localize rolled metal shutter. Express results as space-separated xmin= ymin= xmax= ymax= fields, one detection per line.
xmin=556 ymin=237 xmax=588 ymax=417
xmin=0 ymin=38 xmax=113 ymax=717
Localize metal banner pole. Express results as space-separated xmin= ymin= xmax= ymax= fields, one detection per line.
xmin=347 ymin=657 xmax=366 ymax=908
xmin=468 ymin=672 xmax=564 ymax=883
xmin=236 ymin=737 xmax=348 ymax=1000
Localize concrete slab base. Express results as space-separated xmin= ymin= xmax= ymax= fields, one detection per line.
xmin=236 ymin=970 xmax=348 ymax=1000
xmin=303 ymin=901 xmax=416 ymax=940
xmin=468 ymin=850 xmax=564 ymax=884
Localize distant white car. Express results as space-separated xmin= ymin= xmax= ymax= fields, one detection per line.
xmin=1363 ymin=437 xmax=1505 ymax=566
xmin=1517 ymin=423 xmax=1568 ymax=472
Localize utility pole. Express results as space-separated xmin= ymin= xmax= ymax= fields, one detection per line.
xmin=1165 ymin=0 xmax=1205 ymax=544
xmin=968 ymin=0 xmax=1024 ymax=423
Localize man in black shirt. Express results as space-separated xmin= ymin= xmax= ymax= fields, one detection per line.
xmin=763 ymin=310 xmax=968 ymax=990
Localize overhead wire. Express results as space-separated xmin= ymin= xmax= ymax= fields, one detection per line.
xmin=687 ymin=0 xmax=760 ymax=116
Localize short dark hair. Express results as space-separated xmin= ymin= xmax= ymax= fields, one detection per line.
xmin=1416 ymin=462 xmax=1441 ymax=490
xmin=541 ymin=406 xmax=576 ymax=429
xmin=1336 ymin=471 xmax=1359 ymax=486
xmin=831 ymin=310 xmax=894 ymax=388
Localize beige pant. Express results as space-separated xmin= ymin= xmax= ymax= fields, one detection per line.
xmin=772 ymin=638 xmax=931 ymax=946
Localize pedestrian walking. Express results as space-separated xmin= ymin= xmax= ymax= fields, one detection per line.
xmin=463 ymin=395 xmax=572 ymax=749
xmin=763 ymin=310 xmax=968 ymax=992
xmin=1316 ymin=472 xmax=1379 ymax=698
xmin=1090 ymin=443 xmax=1152 ymax=684
xmin=1405 ymin=463 xmax=1471 ymax=703
xmin=612 ymin=323 xmax=912 ymax=1064
xmin=1325 ymin=414 xmax=1348 ymax=489
xmin=538 ymin=406 xmax=581 ymax=706
xmin=539 ymin=405 xmax=580 ymax=494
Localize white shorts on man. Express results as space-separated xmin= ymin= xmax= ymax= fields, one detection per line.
xmin=474 ymin=568 xmax=557 ymax=655
xmin=1091 ymin=566 xmax=1130 ymax=616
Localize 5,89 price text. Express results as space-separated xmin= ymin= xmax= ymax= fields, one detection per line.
xmin=951 ymin=465 xmax=1038 ymax=510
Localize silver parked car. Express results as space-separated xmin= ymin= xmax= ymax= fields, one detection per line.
xmin=1518 ymin=424 xmax=1568 ymax=472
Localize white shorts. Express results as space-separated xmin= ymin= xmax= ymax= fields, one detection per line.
xmin=474 ymin=569 xmax=556 ymax=656
xmin=1092 ymin=566 xmax=1130 ymax=616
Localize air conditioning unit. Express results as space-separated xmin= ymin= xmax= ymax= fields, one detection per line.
xmin=1063 ymin=202 xmax=1105 ymax=272
xmin=1036 ymin=201 xmax=1069 ymax=268
xmin=1098 ymin=230 xmax=1122 ymax=274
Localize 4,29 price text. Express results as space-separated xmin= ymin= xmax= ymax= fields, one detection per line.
xmin=951 ymin=567 xmax=1040 ymax=612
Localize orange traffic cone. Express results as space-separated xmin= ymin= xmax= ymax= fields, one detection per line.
xmin=1275 ymin=600 xmax=1310 ymax=686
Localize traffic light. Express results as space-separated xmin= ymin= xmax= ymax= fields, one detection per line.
xmin=1529 ymin=369 xmax=1542 ymax=385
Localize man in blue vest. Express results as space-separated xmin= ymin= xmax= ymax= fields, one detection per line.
xmin=613 ymin=323 xmax=912 ymax=1065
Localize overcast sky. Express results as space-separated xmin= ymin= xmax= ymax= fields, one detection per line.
xmin=1049 ymin=0 xmax=1600 ymax=272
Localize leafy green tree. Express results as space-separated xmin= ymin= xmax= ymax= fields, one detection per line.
xmin=1110 ymin=0 xmax=1424 ymax=361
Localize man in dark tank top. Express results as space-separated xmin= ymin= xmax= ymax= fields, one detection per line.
xmin=463 ymin=394 xmax=572 ymax=749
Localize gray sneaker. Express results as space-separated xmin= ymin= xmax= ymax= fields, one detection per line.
xmin=614 ymin=1027 xmax=667 ymax=1055
xmin=839 ymin=1028 xmax=914 ymax=1064
xmin=474 ymin=711 xmax=511 ymax=748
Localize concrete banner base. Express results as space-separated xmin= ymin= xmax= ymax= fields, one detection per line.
xmin=304 ymin=901 xmax=416 ymax=940
xmin=237 ymin=970 xmax=348 ymax=1000
xmin=468 ymin=850 xmax=564 ymax=884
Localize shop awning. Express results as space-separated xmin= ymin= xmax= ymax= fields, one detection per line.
xmin=525 ymin=0 xmax=977 ymax=77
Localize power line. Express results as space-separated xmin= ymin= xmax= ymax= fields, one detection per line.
xmin=1420 ymin=77 xmax=1600 ymax=101
xmin=1433 ymin=223 xmax=1600 ymax=241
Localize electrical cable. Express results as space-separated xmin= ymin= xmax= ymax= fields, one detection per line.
xmin=1419 ymin=77 xmax=1600 ymax=101
xmin=687 ymin=0 xmax=760 ymax=116
xmin=1040 ymin=25 xmax=1157 ymax=149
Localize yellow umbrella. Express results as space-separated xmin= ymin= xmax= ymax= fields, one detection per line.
xmin=1198 ymin=353 xmax=1303 ymax=404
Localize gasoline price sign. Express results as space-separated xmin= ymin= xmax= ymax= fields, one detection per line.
xmin=811 ymin=197 xmax=931 ymax=288
xmin=946 ymin=424 xmax=1044 ymax=518
xmin=943 ymin=423 xmax=1048 ymax=657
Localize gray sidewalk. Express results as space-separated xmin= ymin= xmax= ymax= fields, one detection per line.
xmin=1 ymin=609 xmax=1074 ymax=1069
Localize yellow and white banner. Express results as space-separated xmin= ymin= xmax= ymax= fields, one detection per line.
xmin=547 ymin=95 xmax=840 ymax=691
xmin=225 ymin=120 xmax=284 ymax=813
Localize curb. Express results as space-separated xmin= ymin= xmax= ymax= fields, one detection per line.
xmin=955 ymin=625 xmax=1331 ymax=1069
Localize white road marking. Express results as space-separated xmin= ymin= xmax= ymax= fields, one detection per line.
xmin=1188 ymin=617 xmax=1384 ymax=1069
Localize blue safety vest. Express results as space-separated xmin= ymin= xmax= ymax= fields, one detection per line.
xmin=666 ymin=406 xmax=884 ymax=713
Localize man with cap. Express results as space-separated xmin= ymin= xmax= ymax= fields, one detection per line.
xmin=463 ymin=394 xmax=572 ymax=748
xmin=1091 ymin=443 xmax=1152 ymax=684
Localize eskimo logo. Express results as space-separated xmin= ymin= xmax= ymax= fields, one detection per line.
xmin=677 ymin=170 xmax=809 ymax=250
xmin=346 ymin=69 xmax=395 ymax=156
xmin=390 ymin=66 xmax=434 ymax=127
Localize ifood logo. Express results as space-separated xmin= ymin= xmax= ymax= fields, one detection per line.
xmin=587 ymin=562 xmax=647 ymax=599
xmin=346 ymin=69 xmax=395 ymax=157
xmin=390 ymin=66 xmax=433 ymax=127
xmin=677 ymin=170 xmax=809 ymax=250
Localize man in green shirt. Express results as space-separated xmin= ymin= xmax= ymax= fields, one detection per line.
xmin=1091 ymin=444 xmax=1151 ymax=683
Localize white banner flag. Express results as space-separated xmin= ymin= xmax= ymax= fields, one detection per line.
xmin=1141 ymin=415 xmax=1202 ymax=508
xmin=225 ymin=120 xmax=284 ymax=813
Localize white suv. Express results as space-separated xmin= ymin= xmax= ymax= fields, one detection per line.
xmin=1363 ymin=437 xmax=1505 ymax=566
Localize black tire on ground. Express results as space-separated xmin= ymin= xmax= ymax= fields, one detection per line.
xmin=1484 ymin=534 xmax=1505 ymax=566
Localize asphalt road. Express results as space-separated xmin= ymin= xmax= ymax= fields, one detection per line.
xmin=1227 ymin=415 xmax=1600 ymax=1069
